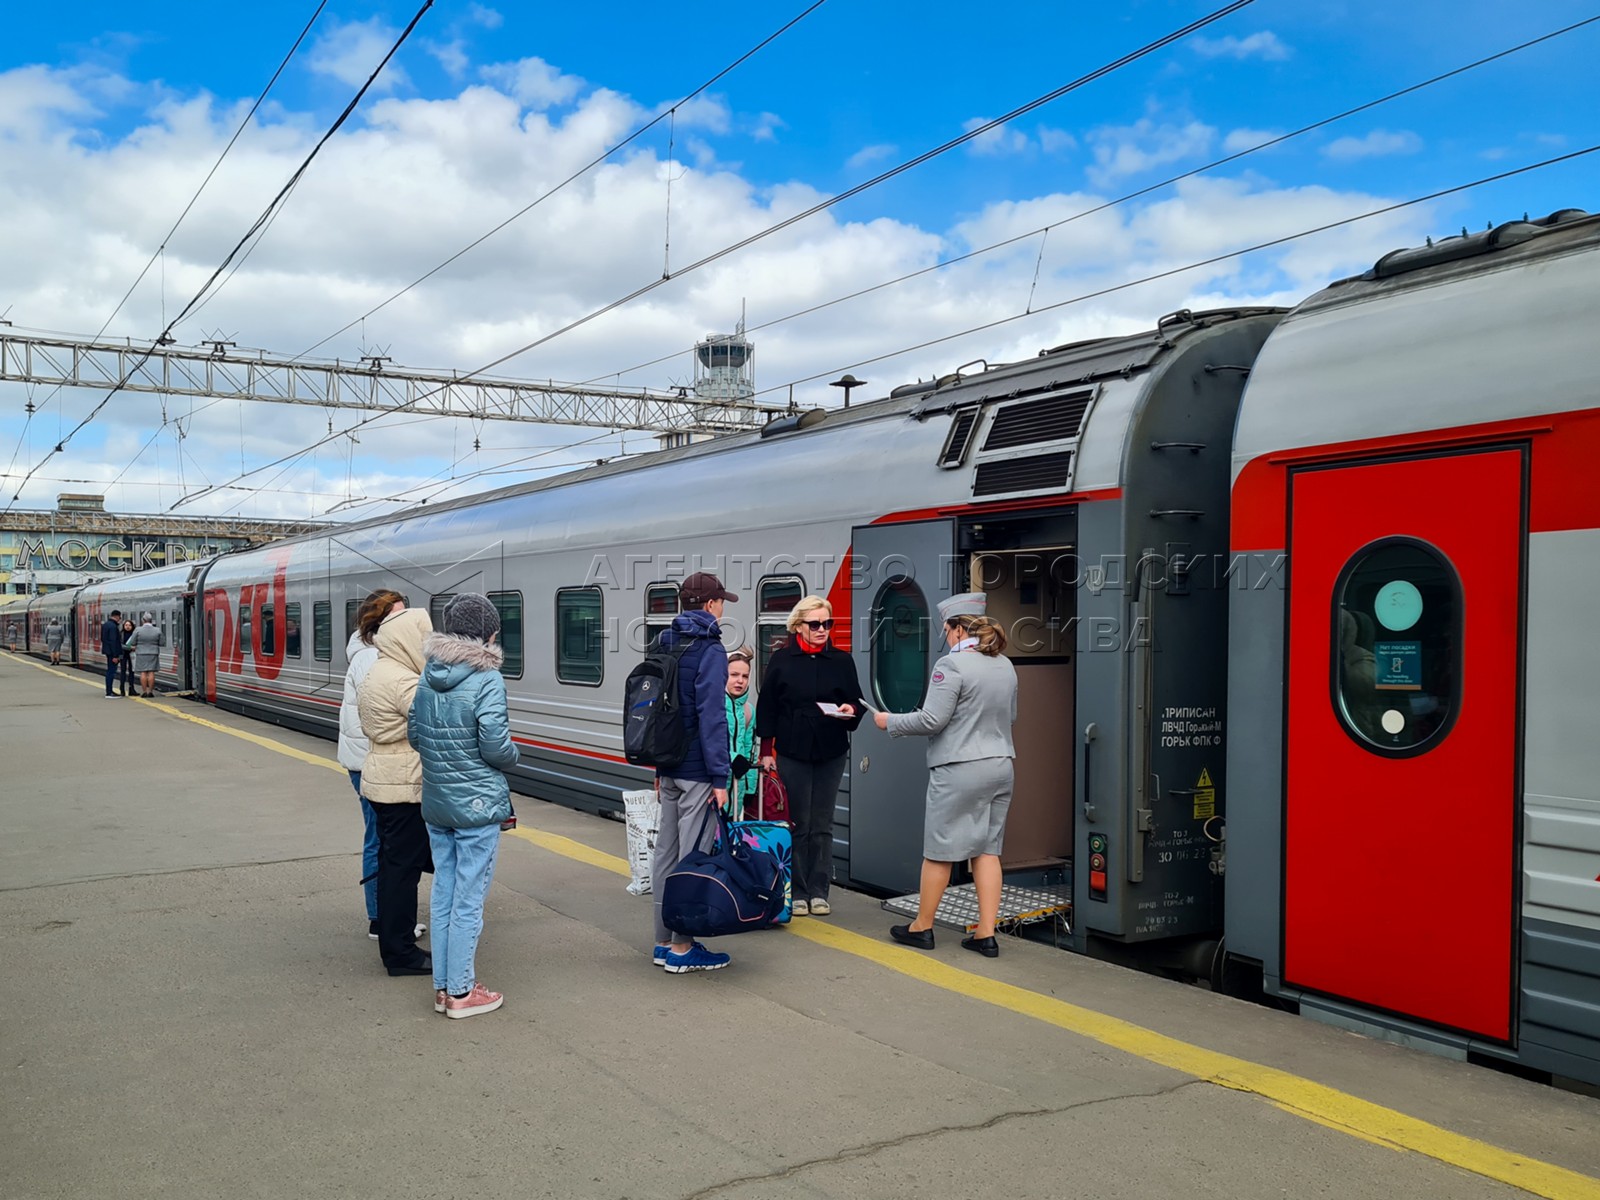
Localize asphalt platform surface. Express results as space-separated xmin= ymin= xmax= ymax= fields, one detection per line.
xmin=2 ymin=651 xmax=1597 ymax=1200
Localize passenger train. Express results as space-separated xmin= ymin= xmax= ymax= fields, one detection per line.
xmin=5 ymin=208 xmax=1597 ymax=1087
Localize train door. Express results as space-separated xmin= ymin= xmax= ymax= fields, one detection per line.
xmin=849 ymin=520 xmax=955 ymax=893
xmin=1284 ymin=448 xmax=1524 ymax=1042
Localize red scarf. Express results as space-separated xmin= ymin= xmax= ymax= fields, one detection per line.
xmin=797 ymin=635 xmax=826 ymax=655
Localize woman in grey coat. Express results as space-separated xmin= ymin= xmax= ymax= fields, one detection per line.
xmin=873 ymin=592 xmax=1018 ymax=958
xmin=44 ymin=618 xmax=65 ymax=665
xmin=125 ymin=613 xmax=165 ymax=698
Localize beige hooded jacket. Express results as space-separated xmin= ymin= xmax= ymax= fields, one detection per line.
xmin=356 ymin=607 xmax=433 ymax=805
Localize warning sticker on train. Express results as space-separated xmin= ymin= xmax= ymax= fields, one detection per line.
xmin=1193 ymin=767 xmax=1216 ymax=820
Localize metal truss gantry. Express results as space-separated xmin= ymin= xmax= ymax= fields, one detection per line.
xmin=0 ymin=333 xmax=779 ymax=433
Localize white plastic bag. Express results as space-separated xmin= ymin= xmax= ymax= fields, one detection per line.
xmin=623 ymin=789 xmax=660 ymax=895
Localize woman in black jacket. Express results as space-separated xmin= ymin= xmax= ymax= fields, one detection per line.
xmin=755 ymin=595 xmax=864 ymax=917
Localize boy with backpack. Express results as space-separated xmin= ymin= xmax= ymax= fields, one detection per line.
xmin=640 ymin=572 xmax=735 ymax=973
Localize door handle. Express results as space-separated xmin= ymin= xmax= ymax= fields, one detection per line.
xmin=859 ymin=755 xmax=870 ymax=773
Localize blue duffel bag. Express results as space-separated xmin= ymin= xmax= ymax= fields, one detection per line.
xmin=660 ymin=808 xmax=786 ymax=937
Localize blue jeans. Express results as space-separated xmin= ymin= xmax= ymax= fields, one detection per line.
xmin=426 ymin=822 xmax=501 ymax=995
xmin=104 ymin=655 xmax=118 ymax=694
xmin=348 ymin=771 xmax=380 ymax=922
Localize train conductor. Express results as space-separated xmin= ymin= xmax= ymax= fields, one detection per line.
xmin=874 ymin=591 xmax=1018 ymax=957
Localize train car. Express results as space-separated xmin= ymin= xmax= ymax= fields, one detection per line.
xmin=195 ymin=307 xmax=1284 ymax=966
xmin=26 ymin=587 xmax=81 ymax=664
xmin=0 ymin=594 xmax=30 ymax=651
xmin=1224 ymin=209 xmax=1600 ymax=1086
xmin=75 ymin=562 xmax=210 ymax=695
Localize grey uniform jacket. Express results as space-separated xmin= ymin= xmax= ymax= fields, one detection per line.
xmin=126 ymin=623 xmax=165 ymax=672
xmin=885 ymin=649 xmax=1017 ymax=767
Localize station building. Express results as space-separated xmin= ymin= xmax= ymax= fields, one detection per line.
xmin=0 ymin=494 xmax=325 ymax=594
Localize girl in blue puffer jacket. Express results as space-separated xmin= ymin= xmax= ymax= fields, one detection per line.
xmin=408 ymin=593 xmax=521 ymax=1019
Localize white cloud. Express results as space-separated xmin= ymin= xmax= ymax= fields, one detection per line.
xmin=750 ymin=112 xmax=785 ymax=143
xmin=962 ymin=117 xmax=1029 ymax=157
xmin=1223 ymin=127 xmax=1281 ymax=154
xmin=478 ymin=57 xmax=584 ymax=110
xmin=426 ymin=39 xmax=470 ymax=79
xmin=468 ymin=3 xmax=503 ymax=29
xmin=1087 ymin=117 xmax=1215 ymax=187
xmin=846 ymin=142 xmax=896 ymax=170
xmin=1192 ymin=31 xmax=1291 ymax=61
xmin=1322 ymin=129 xmax=1422 ymax=162
xmin=0 ymin=63 xmax=1436 ymax=521
xmin=1037 ymin=126 xmax=1076 ymax=155
xmin=307 ymin=18 xmax=411 ymax=93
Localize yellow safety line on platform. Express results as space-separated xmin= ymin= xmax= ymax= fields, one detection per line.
xmin=14 ymin=651 xmax=1597 ymax=1199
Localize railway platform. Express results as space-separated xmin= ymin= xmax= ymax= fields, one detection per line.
xmin=2 ymin=650 xmax=1596 ymax=1200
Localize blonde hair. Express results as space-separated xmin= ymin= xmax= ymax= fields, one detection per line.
xmin=785 ymin=595 xmax=833 ymax=633
xmin=948 ymin=614 xmax=1007 ymax=657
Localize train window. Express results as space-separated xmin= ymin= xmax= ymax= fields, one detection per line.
xmin=239 ymin=607 xmax=253 ymax=659
xmin=870 ymin=577 xmax=931 ymax=712
xmin=260 ymin=606 xmax=276 ymax=657
xmin=756 ymin=576 xmax=804 ymax=682
xmin=345 ymin=600 xmax=359 ymax=642
xmin=313 ymin=602 xmax=332 ymax=662
xmin=488 ymin=591 xmax=524 ymax=678
xmin=643 ymin=583 xmax=678 ymax=647
xmin=1332 ymin=538 xmax=1462 ymax=756
xmin=555 ymin=587 xmax=603 ymax=686
xmin=430 ymin=594 xmax=455 ymax=630
xmin=285 ymin=603 xmax=302 ymax=658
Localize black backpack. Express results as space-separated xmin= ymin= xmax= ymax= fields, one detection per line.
xmin=622 ymin=635 xmax=693 ymax=768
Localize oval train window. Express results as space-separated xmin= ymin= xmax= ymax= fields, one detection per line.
xmin=871 ymin=577 xmax=931 ymax=712
xmin=1331 ymin=538 xmax=1462 ymax=755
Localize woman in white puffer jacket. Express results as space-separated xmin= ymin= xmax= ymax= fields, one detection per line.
xmin=338 ymin=589 xmax=404 ymax=940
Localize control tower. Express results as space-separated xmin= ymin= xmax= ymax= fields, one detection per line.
xmin=659 ymin=324 xmax=756 ymax=450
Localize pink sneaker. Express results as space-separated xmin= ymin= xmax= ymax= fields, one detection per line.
xmin=434 ymin=989 xmax=447 ymax=1014
xmin=445 ymin=983 xmax=504 ymax=1020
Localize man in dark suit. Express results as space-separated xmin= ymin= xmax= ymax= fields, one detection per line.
xmin=100 ymin=609 xmax=123 ymax=696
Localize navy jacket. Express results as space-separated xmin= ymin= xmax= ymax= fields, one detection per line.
xmin=100 ymin=618 xmax=122 ymax=658
xmin=656 ymin=609 xmax=730 ymax=785
xmin=408 ymin=633 xmax=520 ymax=828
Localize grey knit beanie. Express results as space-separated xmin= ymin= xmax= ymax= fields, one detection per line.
xmin=443 ymin=593 xmax=500 ymax=642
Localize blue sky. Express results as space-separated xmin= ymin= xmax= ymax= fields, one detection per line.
xmin=1 ymin=0 xmax=1596 ymax=518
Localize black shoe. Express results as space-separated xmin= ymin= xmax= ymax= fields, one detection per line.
xmin=385 ymin=953 xmax=432 ymax=976
xmin=890 ymin=924 xmax=935 ymax=950
xmin=961 ymin=935 xmax=999 ymax=958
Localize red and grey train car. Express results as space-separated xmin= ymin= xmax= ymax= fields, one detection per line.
xmin=7 ymin=208 xmax=1595 ymax=1085
xmin=1223 ymin=209 xmax=1600 ymax=1082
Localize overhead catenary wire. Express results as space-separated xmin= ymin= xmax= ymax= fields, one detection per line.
xmin=747 ymin=144 xmax=1600 ymax=402
xmin=1 ymin=0 xmax=434 ymax=518
xmin=0 ymin=0 xmax=330 ymax=494
xmin=294 ymin=0 xmax=831 ymax=362
xmin=581 ymin=12 xmax=1600 ymax=387
xmin=184 ymin=0 xmax=1252 ymax=514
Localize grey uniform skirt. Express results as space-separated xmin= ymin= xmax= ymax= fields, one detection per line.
xmin=923 ymin=757 xmax=1014 ymax=861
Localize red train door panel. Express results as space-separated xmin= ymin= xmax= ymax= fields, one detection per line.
xmin=1284 ymin=448 xmax=1523 ymax=1042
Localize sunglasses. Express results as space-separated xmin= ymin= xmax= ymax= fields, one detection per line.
xmin=802 ymin=619 xmax=835 ymax=631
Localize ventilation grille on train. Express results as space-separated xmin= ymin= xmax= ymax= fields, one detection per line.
xmin=981 ymin=389 xmax=1094 ymax=451
xmin=937 ymin=409 xmax=980 ymax=468
xmin=972 ymin=451 xmax=1073 ymax=497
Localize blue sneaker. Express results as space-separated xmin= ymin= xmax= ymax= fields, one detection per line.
xmin=652 ymin=944 xmax=670 ymax=968
xmin=663 ymin=943 xmax=730 ymax=974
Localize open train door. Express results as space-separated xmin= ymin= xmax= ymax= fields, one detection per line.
xmin=849 ymin=520 xmax=955 ymax=893
xmin=1284 ymin=448 xmax=1524 ymax=1042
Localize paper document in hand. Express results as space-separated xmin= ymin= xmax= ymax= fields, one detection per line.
xmin=816 ymin=702 xmax=851 ymax=718
xmin=856 ymin=697 xmax=881 ymax=715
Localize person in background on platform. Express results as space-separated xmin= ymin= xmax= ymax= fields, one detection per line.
xmin=650 ymin=571 xmax=735 ymax=974
xmin=340 ymin=589 xmax=404 ymax=941
xmin=45 ymin=617 xmax=65 ymax=665
xmin=755 ymin=595 xmax=863 ymax=917
xmin=357 ymin=602 xmax=435 ymax=976
xmin=876 ymin=593 xmax=1018 ymax=958
xmin=724 ymin=646 xmax=757 ymax=818
xmin=125 ymin=612 xmax=165 ymax=698
xmin=410 ymin=593 xmax=519 ymax=1019
xmin=118 ymin=619 xmax=136 ymax=697
xmin=100 ymin=609 xmax=123 ymax=697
